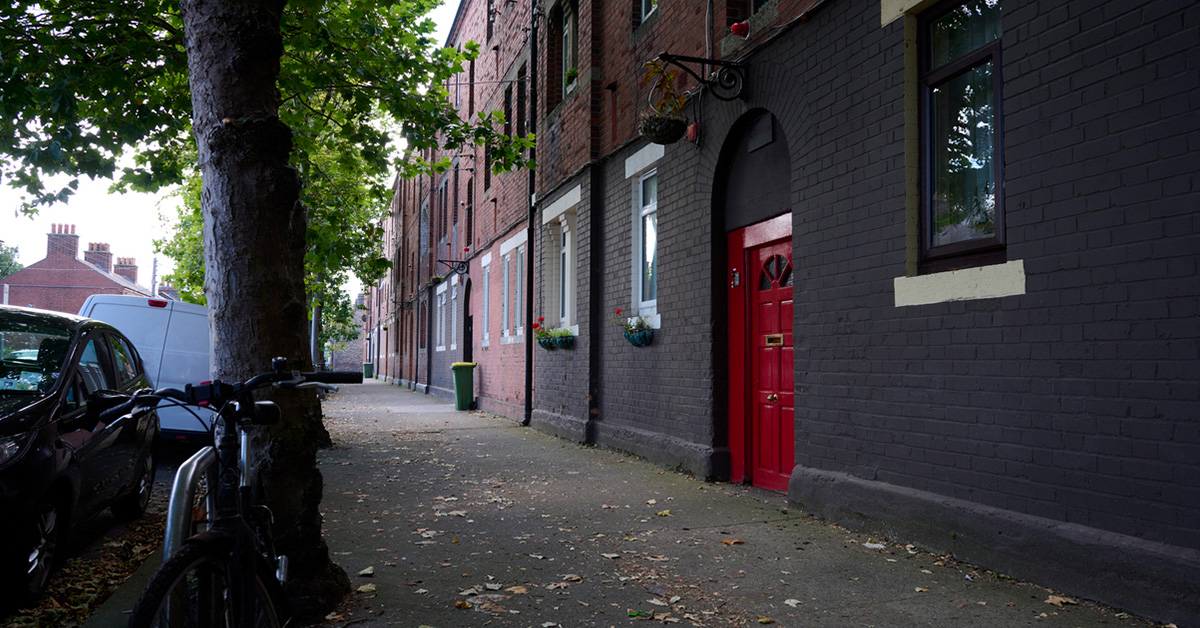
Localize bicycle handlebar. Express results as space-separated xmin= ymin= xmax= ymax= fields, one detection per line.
xmin=97 ymin=358 xmax=361 ymax=424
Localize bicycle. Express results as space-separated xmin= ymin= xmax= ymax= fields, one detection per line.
xmin=102 ymin=357 xmax=361 ymax=628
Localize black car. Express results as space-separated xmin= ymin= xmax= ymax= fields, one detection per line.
xmin=0 ymin=305 xmax=159 ymax=604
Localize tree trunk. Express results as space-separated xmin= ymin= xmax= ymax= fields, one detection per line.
xmin=179 ymin=0 xmax=350 ymax=616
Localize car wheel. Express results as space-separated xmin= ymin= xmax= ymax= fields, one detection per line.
xmin=14 ymin=497 xmax=63 ymax=603
xmin=113 ymin=449 xmax=156 ymax=521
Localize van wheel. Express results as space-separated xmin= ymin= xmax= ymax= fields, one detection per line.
xmin=113 ymin=449 xmax=155 ymax=521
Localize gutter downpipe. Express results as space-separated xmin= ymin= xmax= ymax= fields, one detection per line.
xmin=523 ymin=0 xmax=539 ymax=426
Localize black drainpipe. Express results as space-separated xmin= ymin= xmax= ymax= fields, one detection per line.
xmin=523 ymin=0 xmax=539 ymax=426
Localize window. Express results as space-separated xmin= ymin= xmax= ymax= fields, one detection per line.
xmin=517 ymin=65 xmax=527 ymax=136
xmin=484 ymin=145 xmax=492 ymax=191
xmin=465 ymin=179 xmax=474 ymax=249
xmin=468 ymin=58 xmax=476 ymax=118
xmin=560 ymin=15 xmax=575 ymax=93
xmin=544 ymin=207 xmax=577 ymax=328
xmin=920 ymin=0 xmax=1003 ymax=272
xmin=481 ymin=259 xmax=491 ymax=346
xmin=514 ymin=245 xmax=525 ymax=337
xmin=504 ymin=83 xmax=513 ymax=137
xmin=450 ymin=283 xmax=458 ymax=350
xmin=499 ymin=230 xmax=528 ymax=343
xmin=436 ymin=284 xmax=448 ymax=351
xmin=636 ymin=171 xmax=658 ymax=311
xmin=501 ymin=253 xmax=510 ymax=336
xmin=640 ymin=0 xmax=658 ymax=22
xmin=549 ymin=3 xmax=577 ymax=106
xmin=107 ymin=335 xmax=138 ymax=385
xmin=559 ymin=228 xmax=571 ymax=324
xmin=487 ymin=0 xmax=494 ymax=40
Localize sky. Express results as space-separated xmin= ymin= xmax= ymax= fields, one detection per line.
xmin=0 ymin=0 xmax=459 ymax=297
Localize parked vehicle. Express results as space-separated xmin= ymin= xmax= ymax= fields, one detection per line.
xmin=78 ymin=295 xmax=213 ymax=441
xmin=0 ymin=305 xmax=160 ymax=604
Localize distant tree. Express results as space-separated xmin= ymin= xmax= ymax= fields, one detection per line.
xmin=0 ymin=243 xmax=22 ymax=278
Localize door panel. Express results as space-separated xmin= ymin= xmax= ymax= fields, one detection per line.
xmin=728 ymin=213 xmax=793 ymax=492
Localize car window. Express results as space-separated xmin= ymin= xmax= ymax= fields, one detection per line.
xmin=107 ymin=335 xmax=139 ymax=385
xmin=77 ymin=338 xmax=114 ymax=395
xmin=1 ymin=323 xmax=72 ymax=396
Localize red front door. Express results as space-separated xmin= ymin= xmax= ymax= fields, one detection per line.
xmin=728 ymin=214 xmax=794 ymax=492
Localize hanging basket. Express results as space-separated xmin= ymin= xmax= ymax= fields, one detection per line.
xmin=537 ymin=337 xmax=557 ymax=351
xmin=638 ymin=115 xmax=687 ymax=145
xmin=553 ymin=335 xmax=576 ymax=350
xmin=623 ymin=329 xmax=655 ymax=347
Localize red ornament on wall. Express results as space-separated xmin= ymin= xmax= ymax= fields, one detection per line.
xmin=731 ymin=21 xmax=749 ymax=38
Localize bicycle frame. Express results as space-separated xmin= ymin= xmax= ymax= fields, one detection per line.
xmin=126 ymin=360 xmax=361 ymax=628
xmin=163 ymin=445 xmax=217 ymax=562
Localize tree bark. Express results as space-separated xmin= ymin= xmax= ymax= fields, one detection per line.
xmin=179 ymin=0 xmax=350 ymax=616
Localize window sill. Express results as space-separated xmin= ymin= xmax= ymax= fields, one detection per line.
xmin=893 ymin=260 xmax=1025 ymax=307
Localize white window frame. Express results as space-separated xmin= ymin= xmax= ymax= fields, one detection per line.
xmin=501 ymin=253 xmax=511 ymax=337
xmin=435 ymin=282 xmax=448 ymax=352
xmin=450 ymin=277 xmax=458 ymax=351
xmin=635 ymin=170 xmax=658 ymax=317
xmin=514 ymin=244 xmax=525 ymax=337
xmin=562 ymin=8 xmax=577 ymax=93
xmin=542 ymin=186 xmax=580 ymax=330
xmin=481 ymin=253 xmax=492 ymax=346
xmin=641 ymin=0 xmax=658 ymax=22
xmin=498 ymin=230 xmax=528 ymax=345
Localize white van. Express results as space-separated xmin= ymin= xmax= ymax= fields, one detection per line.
xmin=78 ymin=295 xmax=214 ymax=441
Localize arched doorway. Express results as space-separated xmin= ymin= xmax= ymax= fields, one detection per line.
xmin=719 ymin=110 xmax=795 ymax=492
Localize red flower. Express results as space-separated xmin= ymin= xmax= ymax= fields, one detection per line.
xmin=538 ymin=317 xmax=544 ymax=322
xmin=616 ymin=309 xmax=623 ymax=315
xmin=532 ymin=323 xmax=540 ymax=330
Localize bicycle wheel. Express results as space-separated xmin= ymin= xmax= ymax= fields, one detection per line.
xmin=128 ymin=537 xmax=287 ymax=628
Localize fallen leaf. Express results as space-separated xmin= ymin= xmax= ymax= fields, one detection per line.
xmin=455 ymin=600 xmax=472 ymax=609
xmin=863 ymin=542 xmax=886 ymax=550
xmin=915 ymin=587 xmax=928 ymax=592
xmin=546 ymin=582 xmax=570 ymax=590
xmin=505 ymin=586 xmax=528 ymax=594
xmin=1044 ymin=595 xmax=1077 ymax=606
xmin=356 ymin=583 xmax=376 ymax=594
xmin=647 ymin=499 xmax=658 ymax=505
xmin=656 ymin=509 xmax=672 ymax=516
xmin=720 ymin=539 xmax=744 ymax=546
xmin=601 ymin=553 xmax=621 ymax=559
xmin=784 ymin=599 xmax=802 ymax=607
xmin=602 ymin=504 xmax=619 ymax=509
xmin=357 ymin=566 xmax=374 ymax=577
xmin=757 ymin=617 xmax=775 ymax=624
xmin=644 ymin=555 xmax=671 ymax=562
xmin=648 ymin=598 xmax=669 ymax=607
xmin=563 ymin=574 xmax=583 ymax=582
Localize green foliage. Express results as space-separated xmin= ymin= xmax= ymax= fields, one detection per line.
xmin=312 ymin=282 xmax=360 ymax=349
xmin=1 ymin=0 xmax=534 ymax=209
xmin=154 ymin=176 xmax=207 ymax=305
xmin=0 ymin=0 xmax=191 ymax=207
xmin=0 ymin=243 xmax=23 ymax=278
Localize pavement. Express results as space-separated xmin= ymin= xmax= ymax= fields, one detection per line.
xmin=86 ymin=379 xmax=1159 ymax=628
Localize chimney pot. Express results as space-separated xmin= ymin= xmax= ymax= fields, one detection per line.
xmin=47 ymin=223 xmax=80 ymax=258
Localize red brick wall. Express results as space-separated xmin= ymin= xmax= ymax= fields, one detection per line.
xmin=1 ymin=255 xmax=130 ymax=314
